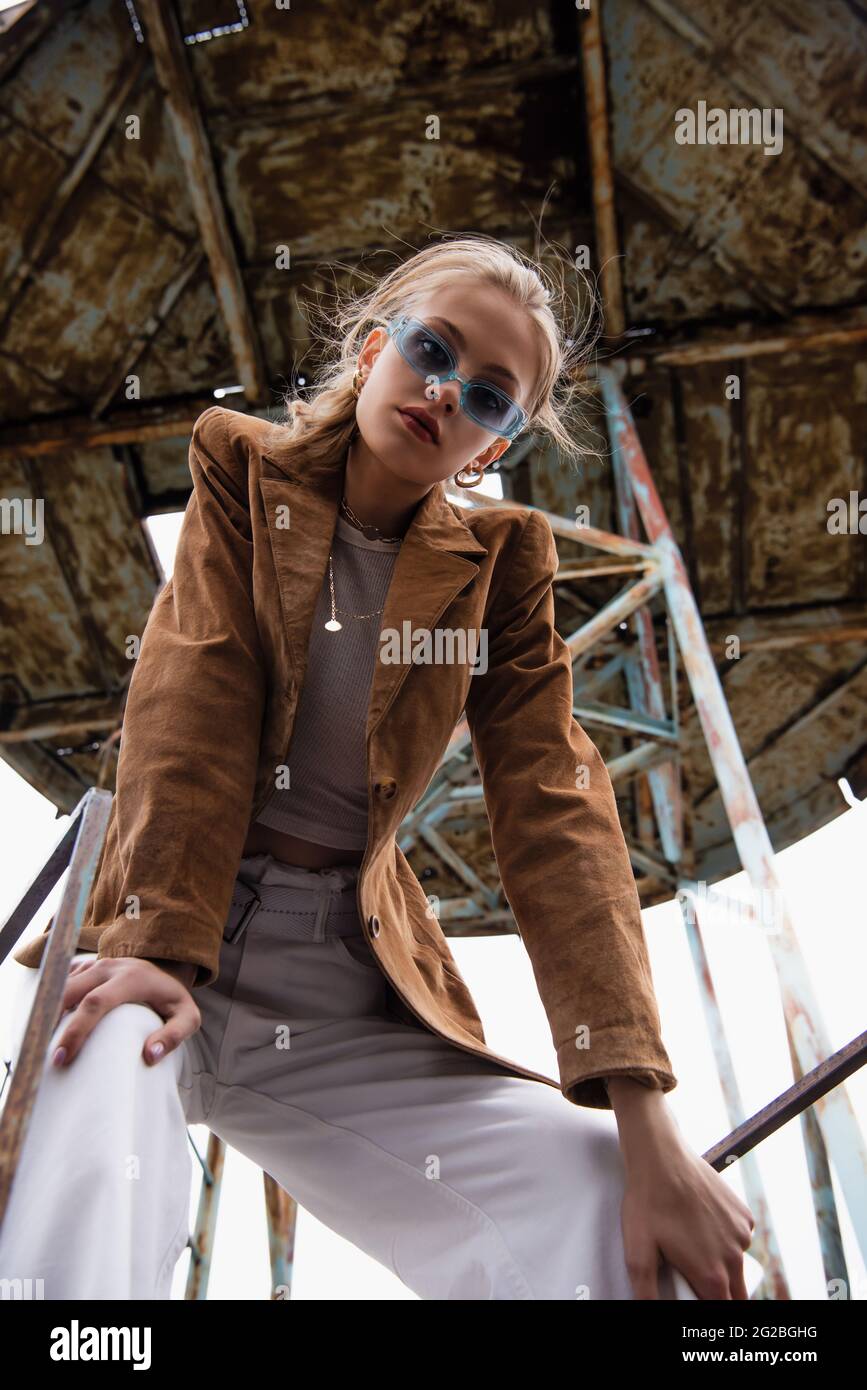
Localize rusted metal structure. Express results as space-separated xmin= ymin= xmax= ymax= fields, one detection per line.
xmin=1 ymin=0 xmax=865 ymax=1298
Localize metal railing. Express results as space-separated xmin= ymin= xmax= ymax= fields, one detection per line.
xmin=1 ymin=780 xmax=864 ymax=1298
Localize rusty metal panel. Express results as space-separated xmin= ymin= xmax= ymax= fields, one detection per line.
xmin=745 ymin=351 xmax=863 ymax=606
xmin=0 ymin=0 xmax=864 ymax=894
xmin=617 ymin=181 xmax=756 ymax=323
xmin=725 ymin=0 xmax=867 ymax=176
xmin=2 ymin=187 xmax=200 ymax=413
xmin=2 ymin=1 xmax=128 ymax=156
xmin=604 ymin=0 xmax=867 ymax=317
xmin=0 ymin=444 xmax=160 ymax=810
xmin=138 ymin=277 xmax=234 ymax=419
xmin=191 ymin=0 xmax=562 ymax=111
xmin=669 ymin=362 xmax=738 ymax=616
xmin=28 ymin=450 xmax=158 ymax=676
xmin=212 ymin=79 xmax=580 ymax=266
xmin=683 ymin=641 xmax=867 ymax=857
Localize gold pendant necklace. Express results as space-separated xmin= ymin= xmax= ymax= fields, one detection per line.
xmin=324 ymin=554 xmax=385 ymax=632
xmin=325 ymin=497 xmax=402 ymax=633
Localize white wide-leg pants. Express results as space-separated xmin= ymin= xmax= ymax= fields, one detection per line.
xmin=0 ymin=853 xmax=764 ymax=1300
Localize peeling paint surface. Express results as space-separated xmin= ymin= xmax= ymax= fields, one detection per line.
xmin=0 ymin=0 xmax=864 ymax=899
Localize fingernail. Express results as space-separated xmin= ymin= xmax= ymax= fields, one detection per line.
xmin=149 ymin=1042 xmax=164 ymax=1059
xmin=52 ymin=1047 xmax=66 ymax=1066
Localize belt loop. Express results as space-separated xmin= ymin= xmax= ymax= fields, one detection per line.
xmin=226 ymin=876 xmax=262 ymax=944
xmin=312 ymin=875 xmax=340 ymax=942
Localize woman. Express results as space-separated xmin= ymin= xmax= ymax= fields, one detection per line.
xmin=5 ymin=236 xmax=758 ymax=1300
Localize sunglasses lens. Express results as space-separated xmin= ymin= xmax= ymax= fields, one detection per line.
xmin=402 ymin=324 xmax=452 ymax=376
xmin=465 ymin=384 xmax=520 ymax=436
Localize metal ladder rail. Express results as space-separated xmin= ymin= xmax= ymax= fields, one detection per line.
xmin=1 ymin=787 xmax=865 ymax=1299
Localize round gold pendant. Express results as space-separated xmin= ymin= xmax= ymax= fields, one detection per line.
xmin=325 ymin=618 xmax=342 ymax=631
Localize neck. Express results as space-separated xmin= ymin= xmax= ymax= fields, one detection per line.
xmin=342 ymin=436 xmax=433 ymax=537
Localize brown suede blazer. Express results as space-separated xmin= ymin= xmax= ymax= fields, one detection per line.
xmin=15 ymin=405 xmax=677 ymax=1109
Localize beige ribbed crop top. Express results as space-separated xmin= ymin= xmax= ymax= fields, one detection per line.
xmin=253 ymin=513 xmax=401 ymax=851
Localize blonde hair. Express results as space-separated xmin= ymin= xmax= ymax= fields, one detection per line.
xmin=270 ymin=233 xmax=600 ymax=478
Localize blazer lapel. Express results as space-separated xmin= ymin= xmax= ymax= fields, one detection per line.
xmin=258 ymin=438 xmax=488 ymax=742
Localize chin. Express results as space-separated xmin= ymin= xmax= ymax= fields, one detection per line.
xmin=365 ymin=426 xmax=445 ymax=486
xmin=386 ymin=454 xmax=443 ymax=487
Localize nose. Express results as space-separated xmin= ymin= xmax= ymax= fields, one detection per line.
xmin=435 ymin=378 xmax=460 ymax=414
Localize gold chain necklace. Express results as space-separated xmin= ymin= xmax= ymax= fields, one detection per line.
xmin=324 ymin=497 xmax=402 ymax=633
xmin=339 ymin=496 xmax=404 ymax=543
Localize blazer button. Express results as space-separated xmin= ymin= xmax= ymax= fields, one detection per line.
xmin=374 ymin=777 xmax=397 ymax=800
xmin=368 ymin=914 xmax=381 ymax=937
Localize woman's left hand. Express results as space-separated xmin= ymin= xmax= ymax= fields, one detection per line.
xmin=619 ymin=1120 xmax=756 ymax=1300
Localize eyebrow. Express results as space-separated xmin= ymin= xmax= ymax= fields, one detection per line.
xmin=426 ymin=316 xmax=522 ymax=393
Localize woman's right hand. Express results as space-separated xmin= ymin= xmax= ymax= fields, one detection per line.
xmin=51 ymin=957 xmax=202 ymax=1069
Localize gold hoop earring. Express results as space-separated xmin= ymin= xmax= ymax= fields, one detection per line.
xmin=453 ymin=463 xmax=485 ymax=488
xmin=352 ymin=369 xmax=364 ymax=398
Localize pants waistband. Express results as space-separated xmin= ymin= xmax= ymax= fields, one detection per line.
xmin=226 ymin=853 xmax=363 ymax=945
xmin=237 ymin=852 xmax=360 ymax=892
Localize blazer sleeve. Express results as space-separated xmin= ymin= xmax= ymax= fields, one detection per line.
xmin=92 ymin=405 xmax=267 ymax=987
xmin=463 ymin=508 xmax=677 ymax=1109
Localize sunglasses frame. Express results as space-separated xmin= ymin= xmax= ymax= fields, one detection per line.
xmin=385 ymin=315 xmax=529 ymax=441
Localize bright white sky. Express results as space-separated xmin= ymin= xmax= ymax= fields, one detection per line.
xmin=1 ymin=505 xmax=864 ymax=1300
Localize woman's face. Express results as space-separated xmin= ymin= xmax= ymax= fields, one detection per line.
xmin=353 ymin=281 xmax=542 ymax=489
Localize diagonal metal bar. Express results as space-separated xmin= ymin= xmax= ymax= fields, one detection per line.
xmin=678 ymin=884 xmax=790 ymax=1298
xmin=600 ymin=361 xmax=867 ymax=1269
xmin=607 ymin=741 xmax=678 ymax=784
xmin=418 ymin=822 xmax=500 ymax=912
xmin=264 ymin=1174 xmax=298 ymax=1301
xmin=573 ymin=700 xmax=678 ymax=742
xmin=185 ymin=1132 xmax=226 ymax=1300
xmin=704 ymin=1031 xmax=867 ymax=1170
xmin=135 ymin=0 xmax=267 ymax=401
xmin=564 ymin=571 xmax=664 ymax=658
xmin=446 ymin=488 xmax=657 ymax=559
xmin=611 ymin=418 xmax=684 ymax=862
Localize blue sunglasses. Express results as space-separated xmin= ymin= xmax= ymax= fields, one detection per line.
xmin=385 ymin=316 xmax=528 ymax=441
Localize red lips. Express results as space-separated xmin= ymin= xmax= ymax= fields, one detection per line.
xmin=400 ymin=406 xmax=439 ymax=441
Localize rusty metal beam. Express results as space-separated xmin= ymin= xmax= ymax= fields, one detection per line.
xmin=704 ymin=1029 xmax=867 ymax=1171
xmin=135 ymin=0 xmax=267 ymax=402
xmin=693 ymin=654 xmax=867 ymax=808
xmin=628 ymin=323 xmax=867 ymax=372
xmin=578 ymin=2 xmax=625 ymax=338
xmin=0 ymin=397 xmax=244 ymax=459
xmin=564 ymin=572 xmax=664 ymax=658
xmin=205 ymin=50 xmax=581 ymax=138
xmin=557 ymin=559 xmax=650 ymax=580
xmin=611 ymin=409 xmax=684 ymax=863
xmin=574 ymin=651 xmax=628 ymax=699
xmin=264 ymin=1174 xmax=298 ymax=1300
xmin=185 ymin=1132 xmax=225 ymax=1300
xmin=704 ymin=608 xmax=867 ymax=653
xmin=418 ymin=822 xmax=500 ymax=911
xmin=625 ymin=840 xmax=678 ymax=884
xmin=606 ymin=739 xmax=676 ymax=783
xmin=0 ymin=694 xmax=124 ymax=743
xmin=452 ymin=488 xmax=658 ymax=559
xmin=572 ymin=700 xmax=677 ymax=742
